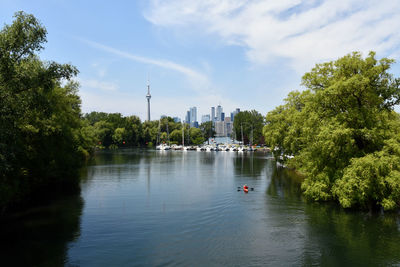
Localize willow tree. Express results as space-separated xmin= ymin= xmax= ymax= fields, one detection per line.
xmin=263 ymin=52 xmax=400 ymax=210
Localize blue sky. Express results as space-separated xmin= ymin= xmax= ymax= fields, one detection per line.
xmin=2 ymin=0 xmax=400 ymax=121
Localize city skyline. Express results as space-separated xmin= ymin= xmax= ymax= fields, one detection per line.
xmin=3 ymin=1 xmax=399 ymax=122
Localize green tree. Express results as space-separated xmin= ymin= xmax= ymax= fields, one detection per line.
xmin=169 ymin=129 xmax=182 ymax=144
xmin=0 ymin=12 xmax=90 ymax=211
xmin=189 ymin=128 xmax=205 ymax=145
xmin=199 ymin=121 xmax=215 ymax=144
xmin=233 ymin=110 xmax=265 ymax=145
xmin=263 ymin=51 xmax=400 ymax=210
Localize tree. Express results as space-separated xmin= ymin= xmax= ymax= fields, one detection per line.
xmin=189 ymin=128 xmax=205 ymax=145
xmin=199 ymin=121 xmax=215 ymax=144
xmin=263 ymin=51 xmax=400 ymax=210
xmin=233 ymin=110 xmax=265 ymax=144
xmin=0 ymin=12 xmax=90 ymax=211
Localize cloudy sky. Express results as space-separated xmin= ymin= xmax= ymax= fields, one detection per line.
xmin=2 ymin=0 xmax=400 ymax=121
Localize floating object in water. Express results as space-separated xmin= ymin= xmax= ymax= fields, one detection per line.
xmin=243 ymin=184 xmax=249 ymax=193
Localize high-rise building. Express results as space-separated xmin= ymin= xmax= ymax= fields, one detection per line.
xmin=225 ymin=117 xmax=232 ymax=137
xmin=215 ymin=121 xmax=225 ymax=137
xmin=201 ymin=114 xmax=210 ymax=123
xmin=190 ymin=107 xmax=197 ymax=127
xmin=185 ymin=110 xmax=191 ymax=124
xmin=216 ymin=105 xmax=223 ymax=121
xmin=173 ymin=117 xmax=181 ymax=123
xmin=231 ymin=108 xmax=241 ymax=122
xmin=146 ymin=81 xmax=151 ymax=121
xmin=211 ymin=107 xmax=215 ymax=123
xmin=221 ymin=112 xmax=225 ymax=122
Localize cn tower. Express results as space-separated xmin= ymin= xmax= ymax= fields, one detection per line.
xmin=146 ymin=81 xmax=151 ymax=121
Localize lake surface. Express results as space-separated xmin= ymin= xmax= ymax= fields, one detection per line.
xmin=1 ymin=149 xmax=400 ymax=266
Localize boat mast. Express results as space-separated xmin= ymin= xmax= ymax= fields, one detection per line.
xmin=166 ymin=121 xmax=170 ymax=145
xmin=241 ymin=123 xmax=244 ymax=145
xmin=182 ymin=123 xmax=184 ymax=146
xmin=156 ymin=119 xmax=161 ymax=145
xmin=250 ymin=126 xmax=253 ymax=147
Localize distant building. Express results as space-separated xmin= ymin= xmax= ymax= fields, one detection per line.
xmin=231 ymin=108 xmax=241 ymax=122
xmin=211 ymin=107 xmax=215 ymax=123
xmin=185 ymin=107 xmax=198 ymax=127
xmin=215 ymin=121 xmax=225 ymax=137
xmin=185 ymin=110 xmax=191 ymax=124
xmin=190 ymin=107 xmax=197 ymax=127
xmin=160 ymin=115 xmax=167 ymax=119
xmin=201 ymin=114 xmax=210 ymax=123
xmin=224 ymin=117 xmax=232 ymax=137
xmin=173 ymin=117 xmax=181 ymax=123
xmin=221 ymin=112 xmax=225 ymax=122
xmin=216 ymin=105 xmax=223 ymax=121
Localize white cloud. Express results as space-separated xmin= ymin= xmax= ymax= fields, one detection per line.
xmin=78 ymin=78 xmax=119 ymax=92
xmin=78 ymin=38 xmax=211 ymax=93
xmin=144 ymin=0 xmax=400 ymax=73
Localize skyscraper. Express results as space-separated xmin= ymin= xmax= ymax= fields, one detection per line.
xmin=211 ymin=107 xmax=215 ymax=123
xmin=146 ymin=81 xmax=151 ymax=121
xmin=186 ymin=110 xmax=191 ymax=124
xmin=190 ymin=107 xmax=197 ymax=127
xmin=216 ymin=105 xmax=222 ymax=121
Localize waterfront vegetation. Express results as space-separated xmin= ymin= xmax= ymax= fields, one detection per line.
xmin=263 ymin=52 xmax=400 ymax=211
xmin=2 ymin=11 xmax=400 ymax=213
xmin=83 ymin=112 xmax=207 ymax=148
xmin=0 ymin=12 xmax=94 ymax=212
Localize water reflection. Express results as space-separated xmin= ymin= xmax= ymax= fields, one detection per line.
xmin=232 ymin=153 xmax=267 ymax=178
xmin=302 ymin=204 xmax=400 ymax=266
xmin=0 ymin=194 xmax=83 ymax=267
xmin=267 ymin=165 xmax=303 ymax=201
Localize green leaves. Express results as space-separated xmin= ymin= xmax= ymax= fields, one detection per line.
xmin=233 ymin=110 xmax=264 ymax=145
xmin=264 ymin=51 xmax=400 ymax=211
xmin=0 ymin=12 xmax=87 ymax=211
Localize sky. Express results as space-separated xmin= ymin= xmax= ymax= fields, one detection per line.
xmin=1 ymin=0 xmax=400 ymax=121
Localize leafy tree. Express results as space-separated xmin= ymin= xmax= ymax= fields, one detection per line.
xmin=199 ymin=121 xmax=215 ymax=144
xmin=263 ymin=51 xmax=400 ymax=211
xmin=233 ymin=110 xmax=265 ymax=145
xmin=0 ymin=12 xmax=91 ymax=211
xmin=169 ymin=129 xmax=182 ymax=144
xmin=189 ymin=128 xmax=205 ymax=145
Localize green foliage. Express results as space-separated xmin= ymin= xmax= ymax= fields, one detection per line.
xmin=0 ymin=12 xmax=92 ymax=211
xmin=199 ymin=121 xmax=215 ymax=144
xmin=233 ymin=110 xmax=265 ymax=144
xmin=189 ymin=127 xmax=205 ymax=145
xmin=263 ymin=51 xmax=400 ymax=211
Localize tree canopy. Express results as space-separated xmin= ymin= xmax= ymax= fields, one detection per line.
xmin=263 ymin=52 xmax=400 ymax=211
xmin=233 ymin=110 xmax=265 ymax=145
xmin=0 ymin=12 xmax=93 ymax=211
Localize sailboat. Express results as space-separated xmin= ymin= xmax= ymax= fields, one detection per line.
xmin=156 ymin=119 xmax=171 ymax=150
xmin=238 ymin=123 xmax=247 ymax=152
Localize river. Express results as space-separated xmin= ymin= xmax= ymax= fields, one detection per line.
xmin=1 ymin=149 xmax=400 ymax=266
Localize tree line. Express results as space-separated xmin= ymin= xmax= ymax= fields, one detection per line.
xmin=82 ymin=112 xmax=209 ymax=148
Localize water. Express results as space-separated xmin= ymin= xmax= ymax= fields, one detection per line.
xmin=1 ymin=149 xmax=400 ymax=266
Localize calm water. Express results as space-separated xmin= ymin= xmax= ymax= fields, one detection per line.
xmin=1 ymin=149 xmax=400 ymax=266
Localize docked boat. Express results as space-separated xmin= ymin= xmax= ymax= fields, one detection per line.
xmin=156 ymin=144 xmax=171 ymax=150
